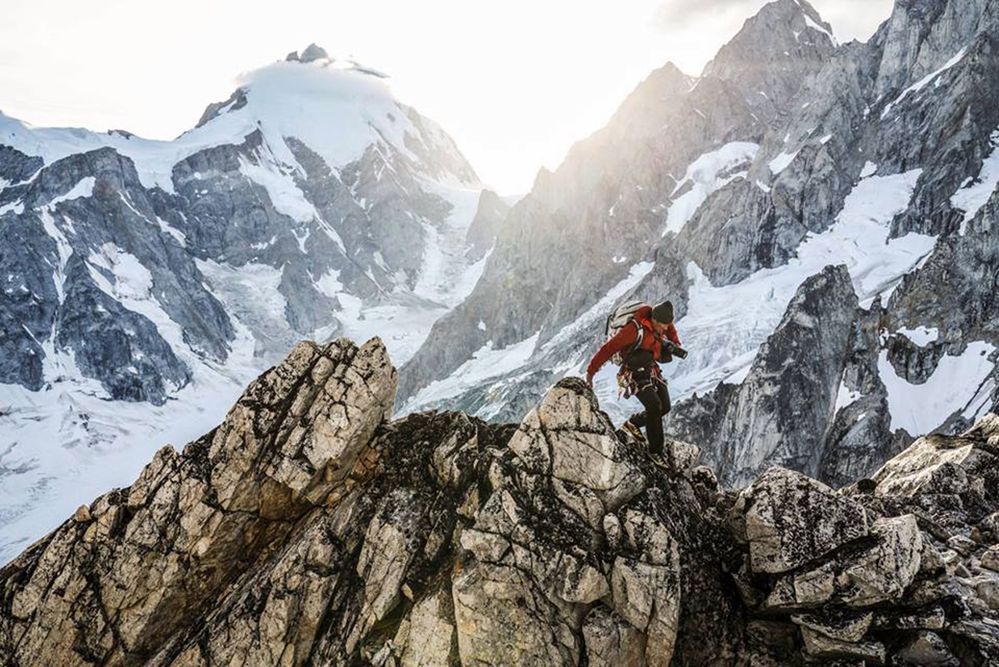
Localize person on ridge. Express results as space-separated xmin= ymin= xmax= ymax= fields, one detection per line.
xmin=585 ymin=301 xmax=682 ymax=465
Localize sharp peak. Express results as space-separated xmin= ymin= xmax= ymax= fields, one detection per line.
xmin=736 ymin=0 xmax=833 ymax=37
xmin=285 ymin=43 xmax=330 ymax=64
xmin=280 ymin=44 xmax=390 ymax=79
xmin=761 ymin=0 xmax=828 ymax=22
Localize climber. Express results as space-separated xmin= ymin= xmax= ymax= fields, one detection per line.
xmin=585 ymin=301 xmax=685 ymax=466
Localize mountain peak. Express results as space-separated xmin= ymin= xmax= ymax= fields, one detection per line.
xmin=286 ymin=43 xmax=331 ymax=64
xmin=705 ymin=0 xmax=836 ymax=76
xmin=699 ymin=0 xmax=836 ymax=115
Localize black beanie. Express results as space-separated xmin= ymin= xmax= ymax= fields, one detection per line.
xmin=651 ymin=301 xmax=674 ymax=324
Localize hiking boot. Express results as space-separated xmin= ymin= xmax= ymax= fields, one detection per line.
xmin=650 ymin=452 xmax=671 ymax=469
xmin=622 ymin=421 xmax=645 ymax=442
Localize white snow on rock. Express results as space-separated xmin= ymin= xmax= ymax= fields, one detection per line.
xmin=664 ymin=142 xmax=759 ymax=235
xmin=413 ymin=182 xmax=487 ymax=307
xmin=878 ymin=341 xmax=996 ymax=435
xmin=835 ymin=380 xmax=863 ymax=411
xmin=238 ymin=150 xmax=319 ymax=224
xmin=542 ymin=261 xmax=656 ymax=358
xmin=406 ymin=333 xmax=541 ymax=410
xmin=664 ymin=170 xmax=933 ymax=400
xmin=897 ymin=326 xmax=940 ymax=347
xmin=769 ymin=149 xmax=799 ymax=175
xmin=881 ymin=47 xmax=969 ymax=120
xmin=47 ymin=176 xmax=95 ymax=207
xmin=0 ymin=55 xmax=477 ymax=194
xmin=803 ymin=11 xmax=837 ymax=45
xmin=951 ymin=129 xmax=999 ymax=233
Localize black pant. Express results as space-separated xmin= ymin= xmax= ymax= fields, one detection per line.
xmin=628 ymin=378 xmax=670 ymax=456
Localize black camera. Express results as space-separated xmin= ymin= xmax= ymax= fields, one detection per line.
xmin=664 ymin=340 xmax=689 ymax=360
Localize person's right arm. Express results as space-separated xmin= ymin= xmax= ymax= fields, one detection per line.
xmin=586 ymin=324 xmax=638 ymax=383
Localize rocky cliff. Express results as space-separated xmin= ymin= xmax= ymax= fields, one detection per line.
xmin=2 ymin=337 xmax=997 ymax=665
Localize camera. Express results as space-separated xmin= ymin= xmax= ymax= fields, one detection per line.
xmin=664 ymin=340 xmax=689 ymax=360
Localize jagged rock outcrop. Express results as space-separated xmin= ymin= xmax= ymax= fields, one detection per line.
xmin=668 ymin=265 xmax=864 ymax=487
xmin=2 ymin=339 xmax=997 ymax=665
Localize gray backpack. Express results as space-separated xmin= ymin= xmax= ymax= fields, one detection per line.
xmin=604 ymin=301 xmax=647 ymax=365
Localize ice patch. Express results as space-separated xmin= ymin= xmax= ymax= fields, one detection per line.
xmin=881 ymin=47 xmax=968 ymax=120
xmin=541 ymin=262 xmax=656 ymax=356
xmin=723 ymin=363 xmax=753 ymax=385
xmin=48 ymin=176 xmax=95 ymax=207
xmin=835 ymin=380 xmax=862 ymax=411
xmin=413 ymin=182 xmax=486 ymax=308
xmin=663 ymin=142 xmax=758 ymax=235
xmin=315 ymin=269 xmax=344 ymax=299
xmin=665 ymin=170 xmax=933 ymax=400
xmin=406 ymin=332 xmax=541 ymax=408
xmin=769 ymin=149 xmax=799 ymax=175
xmin=238 ymin=149 xmax=318 ymax=224
xmin=860 ymin=161 xmax=878 ymax=178
xmin=878 ymin=341 xmax=996 ymax=435
xmin=950 ymin=129 xmax=999 ymax=233
xmin=156 ymin=217 xmax=187 ymax=246
xmin=86 ymin=245 xmax=187 ymax=369
xmin=897 ymin=326 xmax=940 ymax=347
xmin=803 ymin=12 xmax=837 ymax=45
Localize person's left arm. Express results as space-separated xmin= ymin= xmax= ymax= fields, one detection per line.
xmin=666 ymin=323 xmax=680 ymax=346
xmin=657 ymin=324 xmax=682 ymax=363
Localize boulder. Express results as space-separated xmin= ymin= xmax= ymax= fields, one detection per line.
xmin=582 ymin=605 xmax=646 ymax=667
xmin=800 ymin=626 xmax=886 ymax=664
xmin=733 ymin=467 xmax=870 ymax=573
xmin=894 ymin=631 xmax=959 ymax=666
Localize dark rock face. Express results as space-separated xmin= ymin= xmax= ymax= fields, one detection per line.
xmin=465 ymin=189 xmax=509 ymax=261
xmin=668 ymin=265 xmax=860 ymax=486
xmin=0 ymin=147 xmax=232 ymax=403
xmin=1 ymin=341 xmax=997 ymax=665
xmin=0 ymin=145 xmax=42 ymax=184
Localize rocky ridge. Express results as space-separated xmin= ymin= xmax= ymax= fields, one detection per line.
xmin=2 ymin=337 xmax=998 ymax=665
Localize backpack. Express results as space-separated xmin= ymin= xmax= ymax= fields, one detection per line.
xmin=604 ymin=300 xmax=647 ymax=365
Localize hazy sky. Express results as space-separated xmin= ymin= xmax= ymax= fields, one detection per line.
xmin=0 ymin=0 xmax=893 ymax=193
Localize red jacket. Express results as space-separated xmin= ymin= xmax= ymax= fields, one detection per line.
xmin=587 ymin=305 xmax=680 ymax=378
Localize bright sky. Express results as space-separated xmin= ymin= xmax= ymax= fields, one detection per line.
xmin=0 ymin=0 xmax=892 ymax=194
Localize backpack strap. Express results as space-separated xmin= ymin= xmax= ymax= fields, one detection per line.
xmin=625 ymin=319 xmax=644 ymax=358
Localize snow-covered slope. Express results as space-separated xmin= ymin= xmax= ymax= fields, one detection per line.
xmin=0 ymin=45 xmax=490 ymax=562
